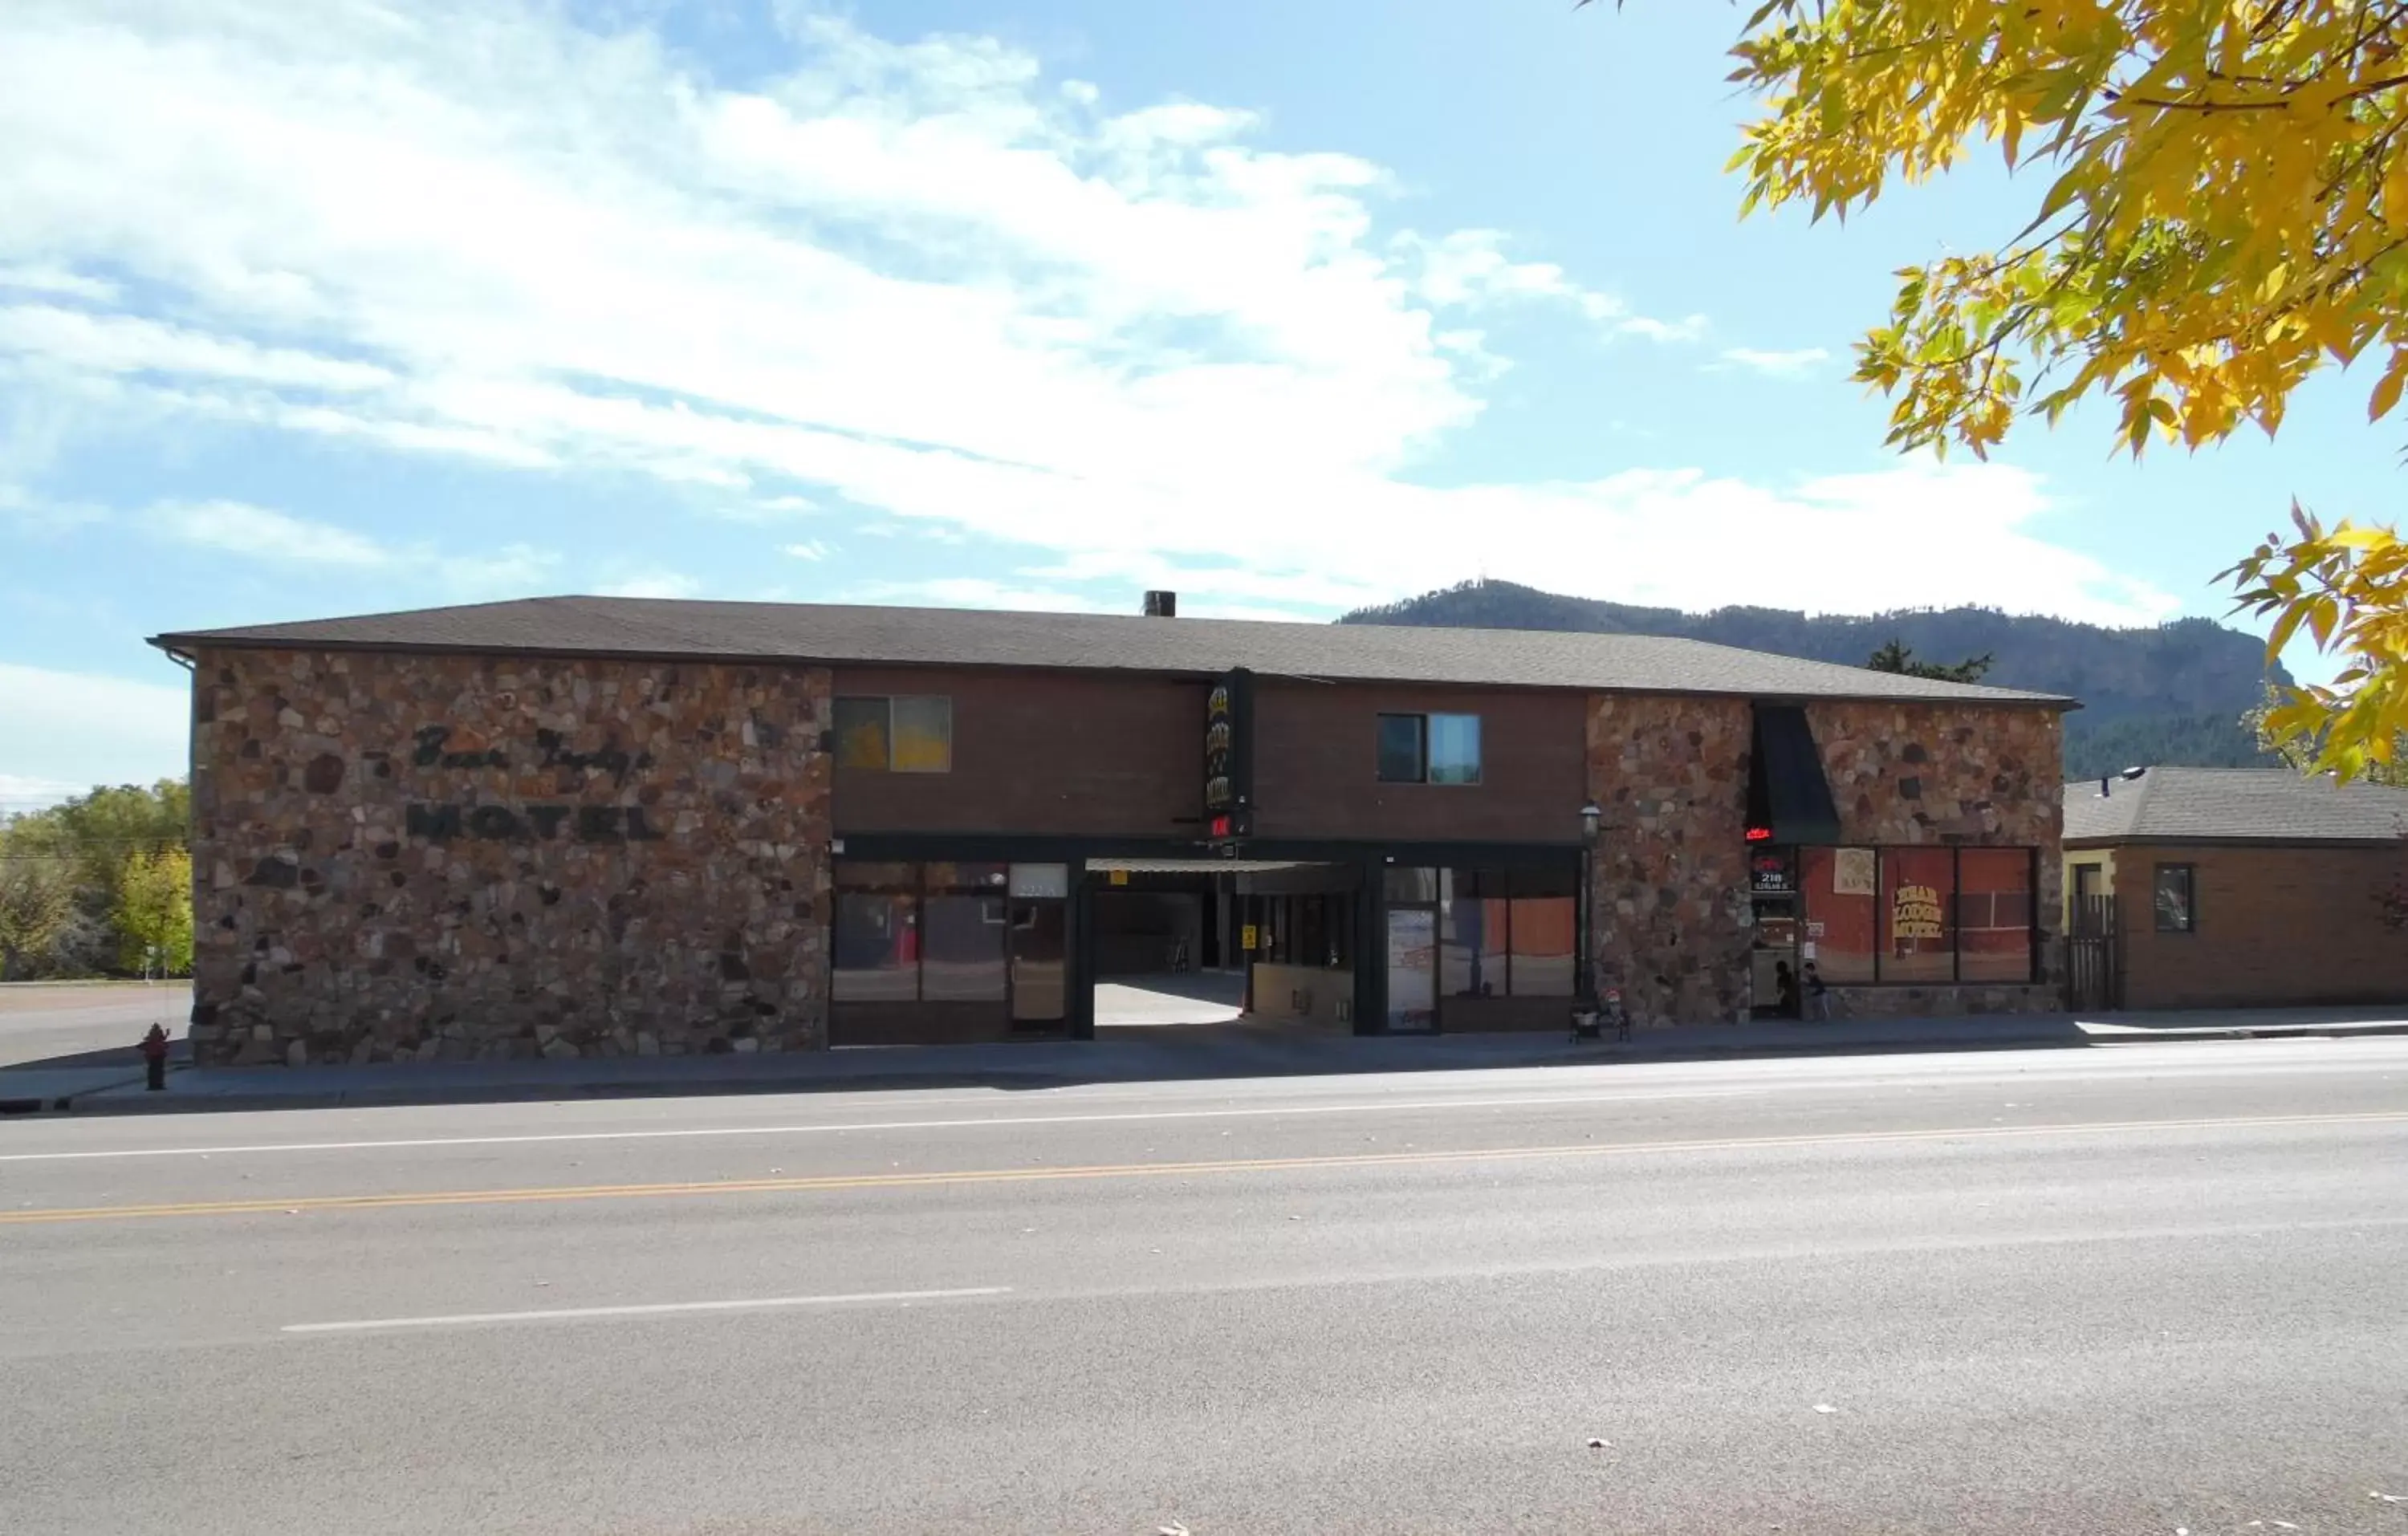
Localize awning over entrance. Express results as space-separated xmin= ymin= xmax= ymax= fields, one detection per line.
xmin=1747 ymin=704 xmax=1843 ymax=846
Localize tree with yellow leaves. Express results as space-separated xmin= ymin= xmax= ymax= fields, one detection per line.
xmin=113 ymin=846 xmax=193 ymax=979
xmin=1616 ymin=0 xmax=2408 ymax=779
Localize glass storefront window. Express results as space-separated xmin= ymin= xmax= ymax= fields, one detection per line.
xmin=834 ymin=861 xmax=917 ymax=892
xmin=1384 ymin=866 xmax=1438 ymax=904
xmin=832 ymin=892 xmax=917 ymax=1001
xmin=1957 ymin=849 xmax=2036 ymax=982
xmin=1799 ymin=847 xmax=1877 ymax=984
xmin=1881 ymin=848 xmax=1956 ymax=984
xmin=1440 ymin=870 xmax=1508 ymax=998
xmin=1507 ymin=891 xmax=1574 ymax=997
xmin=920 ymin=895 xmax=1008 ymax=1000
xmin=925 ymin=863 xmax=1007 ymax=892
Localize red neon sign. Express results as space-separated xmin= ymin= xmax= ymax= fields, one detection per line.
xmin=1744 ymin=826 xmax=1773 ymax=843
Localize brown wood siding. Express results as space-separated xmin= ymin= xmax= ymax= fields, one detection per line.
xmin=832 ymin=667 xmax=1206 ymax=836
xmin=2113 ymin=843 xmax=2408 ymax=1010
xmin=1252 ymin=681 xmax=1588 ymax=844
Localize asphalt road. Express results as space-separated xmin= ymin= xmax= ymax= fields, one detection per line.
xmin=6 ymin=1039 xmax=2408 ymax=1534
xmin=0 ymin=982 xmax=188 ymax=1069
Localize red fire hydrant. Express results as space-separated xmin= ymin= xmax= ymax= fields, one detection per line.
xmin=140 ymin=1024 xmax=170 ymax=1092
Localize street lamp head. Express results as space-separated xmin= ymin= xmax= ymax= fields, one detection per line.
xmin=1578 ymin=799 xmax=1602 ymax=843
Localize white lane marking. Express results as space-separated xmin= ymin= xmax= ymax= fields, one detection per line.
xmin=282 ymin=1286 xmax=1009 ymax=1334
xmin=0 ymin=1087 xmax=1768 ymax=1161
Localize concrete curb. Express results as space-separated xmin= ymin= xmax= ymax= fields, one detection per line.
xmin=35 ymin=1017 xmax=2408 ymax=1118
xmin=36 ymin=1029 xmax=2076 ymax=1116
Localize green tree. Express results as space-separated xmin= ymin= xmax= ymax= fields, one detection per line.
xmin=0 ymin=855 xmax=75 ymax=981
xmin=112 ymin=846 xmax=193 ymax=978
xmin=3 ymin=780 xmax=190 ymax=975
xmin=1865 ymin=638 xmax=1995 ymax=685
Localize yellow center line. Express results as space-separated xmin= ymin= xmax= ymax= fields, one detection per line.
xmin=8 ymin=1111 xmax=2405 ymax=1226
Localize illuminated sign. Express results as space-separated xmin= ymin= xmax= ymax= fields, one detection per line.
xmin=1204 ymin=668 xmax=1253 ymax=837
xmin=1744 ymin=825 xmax=1773 ymax=843
xmin=1749 ymin=850 xmax=1795 ymax=894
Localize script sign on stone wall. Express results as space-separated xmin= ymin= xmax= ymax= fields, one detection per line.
xmin=404 ymin=723 xmax=668 ymax=842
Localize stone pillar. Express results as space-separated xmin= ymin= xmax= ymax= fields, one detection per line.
xmin=1584 ymin=695 xmax=1753 ymax=1028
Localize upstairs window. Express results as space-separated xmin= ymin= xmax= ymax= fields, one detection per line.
xmin=835 ymin=696 xmax=952 ymax=772
xmin=1376 ymin=713 xmax=1481 ymax=785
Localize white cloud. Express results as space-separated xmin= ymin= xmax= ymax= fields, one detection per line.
xmin=783 ymin=538 xmax=832 ymax=561
xmin=441 ymin=542 xmax=560 ymax=595
xmin=596 ymin=571 xmax=702 ymax=599
xmin=0 ymin=0 xmax=2174 ymax=629
xmin=0 ymin=263 xmax=117 ymax=303
xmin=0 ymin=773 xmax=89 ymax=814
xmin=149 ymin=498 xmax=393 ymax=567
xmin=0 ymin=481 xmax=108 ymax=533
xmin=0 ymin=304 xmax=392 ymax=391
xmin=1618 ymin=314 xmax=1711 ymax=343
xmin=0 ymin=663 xmax=188 ymax=794
xmin=851 ymin=577 xmax=1098 ymax=612
xmin=1720 ymin=345 xmax=1830 ymax=378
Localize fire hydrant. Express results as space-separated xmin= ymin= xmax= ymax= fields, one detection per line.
xmin=140 ymin=1024 xmax=170 ymax=1092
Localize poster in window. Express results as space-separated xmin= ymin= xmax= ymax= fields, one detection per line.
xmin=1891 ymin=882 xmax=1945 ymax=941
xmin=1881 ymin=847 xmax=1956 ymax=983
xmin=1832 ymin=848 xmax=1876 ymax=897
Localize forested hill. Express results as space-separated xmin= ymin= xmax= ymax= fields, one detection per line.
xmin=1336 ymin=579 xmax=2285 ymax=779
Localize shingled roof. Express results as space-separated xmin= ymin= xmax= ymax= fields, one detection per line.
xmin=153 ymin=595 xmax=2072 ymax=706
xmin=2064 ymin=766 xmax=2408 ymax=846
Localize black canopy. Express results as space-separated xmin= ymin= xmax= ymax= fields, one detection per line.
xmin=1746 ymin=704 xmax=1842 ymax=847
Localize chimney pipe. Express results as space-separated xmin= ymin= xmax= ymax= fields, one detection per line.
xmin=1143 ymin=590 xmax=1177 ymax=617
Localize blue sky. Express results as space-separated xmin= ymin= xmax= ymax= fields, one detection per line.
xmin=1 ymin=0 xmax=2390 ymax=809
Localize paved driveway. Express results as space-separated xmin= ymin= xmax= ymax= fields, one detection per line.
xmin=0 ymin=984 xmax=189 ymax=1070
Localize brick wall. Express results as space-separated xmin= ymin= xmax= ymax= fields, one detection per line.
xmin=189 ymin=648 xmax=832 ymax=1065
xmin=1587 ymin=696 xmax=2066 ymax=1028
xmin=2116 ymin=843 xmax=2408 ymax=1010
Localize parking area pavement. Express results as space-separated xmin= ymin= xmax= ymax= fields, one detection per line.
xmin=0 ymin=984 xmax=189 ymax=1071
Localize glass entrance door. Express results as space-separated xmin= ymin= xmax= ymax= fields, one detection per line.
xmin=1005 ymin=863 xmax=1070 ymax=1029
xmin=1385 ymin=906 xmax=1437 ymax=1033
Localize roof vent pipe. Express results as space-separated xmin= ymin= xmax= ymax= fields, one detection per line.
xmin=1143 ymin=590 xmax=1177 ymax=617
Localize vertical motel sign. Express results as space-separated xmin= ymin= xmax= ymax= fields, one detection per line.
xmin=1204 ymin=667 xmax=1254 ymax=844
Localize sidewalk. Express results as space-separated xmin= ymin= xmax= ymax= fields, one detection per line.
xmin=18 ymin=1006 xmax=2403 ymax=1117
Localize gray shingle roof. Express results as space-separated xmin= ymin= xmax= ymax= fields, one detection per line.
xmin=2064 ymin=766 xmax=2408 ymax=845
xmin=153 ymin=595 xmax=2071 ymax=705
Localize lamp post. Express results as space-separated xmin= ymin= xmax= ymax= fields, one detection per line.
xmin=1576 ymin=799 xmax=1602 ymax=1005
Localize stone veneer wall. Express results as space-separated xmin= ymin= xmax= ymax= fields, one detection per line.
xmin=1587 ymin=695 xmax=2066 ymax=1029
xmin=189 ymin=647 xmax=833 ymax=1065
xmin=1587 ymin=695 xmax=1757 ymax=1027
